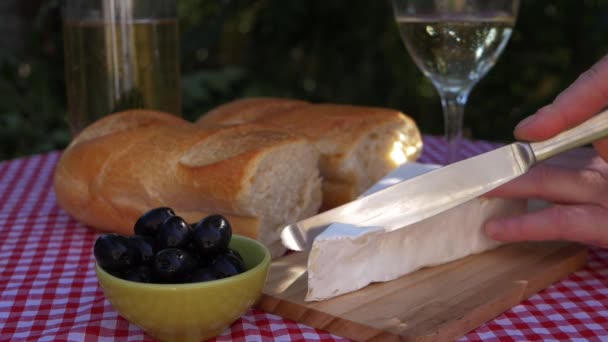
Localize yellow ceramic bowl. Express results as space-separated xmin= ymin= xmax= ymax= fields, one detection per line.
xmin=95 ymin=235 xmax=271 ymax=342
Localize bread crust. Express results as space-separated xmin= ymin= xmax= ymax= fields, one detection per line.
xmin=320 ymin=181 xmax=357 ymax=211
xmin=54 ymin=110 xmax=322 ymax=252
xmin=199 ymin=97 xmax=310 ymax=126
xmin=54 ymin=99 xmax=423 ymax=255
xmin=197 ymin=99 xmax=423 ymax=207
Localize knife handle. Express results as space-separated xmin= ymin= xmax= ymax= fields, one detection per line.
xmin=530 ymin=108 xmax=608 ymax=162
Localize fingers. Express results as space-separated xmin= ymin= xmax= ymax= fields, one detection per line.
xmin=593 ymin=138 xmax=608 ymax=163
xmin=542 ymin=147 xmax=597 ymax=169
xmin=485 ymin=204 xmax=608 ymax=248
xmin=515 ymin=54 xmax=608 ymax=141
xmin=487 ymin=164 xmax=608 ymax=207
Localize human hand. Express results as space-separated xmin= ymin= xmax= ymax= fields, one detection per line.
xmin=514 ymin=54 xmax=608 ymax=161
xmin=486 ymin=149 xmax=608 ymax=248
xmin=485 ymin=54 xmax=608 ymax=247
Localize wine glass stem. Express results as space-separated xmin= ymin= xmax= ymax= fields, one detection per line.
xmin=438 ymin=88 xmax=471 ymax=164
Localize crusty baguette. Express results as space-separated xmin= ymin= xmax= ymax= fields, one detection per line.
xmin=200 ymin=97 xmax=310 ymax=126
xmin=54 ymin=110 xmax=322 ymax=257
xmin=320 ymin=181 xmax=357 ymax=210
xmin=197 ymin=98 xmax=423 ymax=208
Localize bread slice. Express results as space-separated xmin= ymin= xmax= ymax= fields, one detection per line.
xmin=197 ymin=99 xmax=423 ymax=208
xmin=54 ymin=110 xmax=322 ymax=257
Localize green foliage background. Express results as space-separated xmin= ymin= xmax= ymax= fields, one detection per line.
xmin=1 ymin=0 xmax=608 ymax=160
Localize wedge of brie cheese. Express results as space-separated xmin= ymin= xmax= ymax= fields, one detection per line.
xmin=305 ymin=163 xmax=527 ymax=302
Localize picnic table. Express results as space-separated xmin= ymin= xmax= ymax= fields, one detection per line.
xmin=1 ymin=136 xmax=607 ymax=341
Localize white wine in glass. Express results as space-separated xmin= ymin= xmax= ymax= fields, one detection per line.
xmin=392 ymin=0 xmax=519 ymax=163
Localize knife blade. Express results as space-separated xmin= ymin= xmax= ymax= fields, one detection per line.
xmin=281 ymin=108 xmax=608 ymax=251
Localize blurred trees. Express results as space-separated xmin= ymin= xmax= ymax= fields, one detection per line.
xmin=1 ymin=0 xmax=607 ymax=160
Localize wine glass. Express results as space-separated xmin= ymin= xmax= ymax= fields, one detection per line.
xmin=391 ymin=0 xmax=519 ymax=164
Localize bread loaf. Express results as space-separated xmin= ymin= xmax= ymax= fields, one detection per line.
xmin=55 ymin=100 xmax=423 ymax=257
xmin=54 ymin=110 xmax=322 ymax=257
xmin=200 ymin=97 xmax=310 ymax=126
xmin=197 ymin=98 xmax=423 ymax=208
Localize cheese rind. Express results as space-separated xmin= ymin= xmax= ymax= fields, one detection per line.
xmin=305 ymin=163 xmax=527 ymax=302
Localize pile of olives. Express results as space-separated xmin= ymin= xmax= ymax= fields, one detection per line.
xmin=93 ymin=207 xmax=245 ymax=283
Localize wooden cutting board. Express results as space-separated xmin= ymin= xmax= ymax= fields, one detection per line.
xmin=256 ymin=242 xmax=587 ymax=342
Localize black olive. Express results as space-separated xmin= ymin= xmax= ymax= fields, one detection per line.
xmin=134 ymin=207 xmax=175 ymax=236
xmin=94 ymin=234 xmax=140 ymax=272
xmin=129 ymin=235 xmax=156 ymax=265
xmin=156 ymin=216 xmax=193 ymax=250
xmin=190 ymin=267 xmax=218 ymax=283
xmin=192 ymin=215 xmax=232 ymax=257
xmin=123 ymin=265 xmax=153 ymax=283
xmin=153 ymin=248 xmax=197 ymax=283
xmin=224 ymin=248 xmax=245 ymax=271
xmin=212 ymin=253 xmax=244 ymax=279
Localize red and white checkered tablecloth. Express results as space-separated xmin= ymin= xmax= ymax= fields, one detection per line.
xmin=1 ymin=136 xmax=607 ymax=342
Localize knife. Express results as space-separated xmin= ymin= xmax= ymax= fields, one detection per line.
xmin=281 ymin=108 xmax=608 ymax=251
